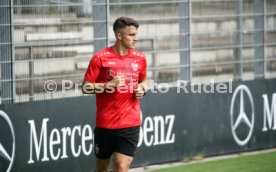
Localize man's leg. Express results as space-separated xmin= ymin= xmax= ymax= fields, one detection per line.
xmin=95 ymin=157 xmax=111 ymax=172
xmin=113 ymin=152 xmax=133 ymax=172
xmin=112 ymin=126 xmax=140 ymax=172
xmin=94 ymin=128 xmax=114 ymax=172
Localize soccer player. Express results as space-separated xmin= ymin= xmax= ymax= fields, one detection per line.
xmin=82 ymin=17 xmax=148 ymax=172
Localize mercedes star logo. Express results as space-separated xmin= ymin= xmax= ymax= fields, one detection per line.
xmin=0 ymin=110 xmax=15 ymax=172
xmin=230 ymin=85 xmax=255 ymax=146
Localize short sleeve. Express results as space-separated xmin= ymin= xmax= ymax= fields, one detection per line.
xmin=139 ymin=55 xmax=147 ymax=81
xmin=84 ymin=55 xmax=102 ymax=82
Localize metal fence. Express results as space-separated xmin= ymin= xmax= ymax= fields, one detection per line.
xmin=0 ymin=0 xmax=275 ymax=104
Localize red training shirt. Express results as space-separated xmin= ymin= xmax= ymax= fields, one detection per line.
xmin=84 ymin=47 xmax=147 ymax=129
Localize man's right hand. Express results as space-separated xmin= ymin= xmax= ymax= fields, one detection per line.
xmin=107 ymin=72 xmax=125 ymax=88
xmin=82 ymin=73 xmax=125 ymax=94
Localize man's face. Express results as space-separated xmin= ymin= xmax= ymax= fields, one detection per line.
xmin=117 ymin=26 xmax=138 ymax=49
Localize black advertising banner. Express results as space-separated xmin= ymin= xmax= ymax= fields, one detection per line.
xmin=0 ymin=97 xmax=96 ymax=172
xmin=135 ymin=78 xmax=276 ymax=166
xmin=0 ymin=78 xmax=276 ymax=171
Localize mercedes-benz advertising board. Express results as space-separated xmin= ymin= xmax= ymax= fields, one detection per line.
xmin=0 ymin=78 xmax=276 ymax=172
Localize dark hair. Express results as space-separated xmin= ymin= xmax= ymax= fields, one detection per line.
xmin=113 ymin=17 xmax=139 ymax=32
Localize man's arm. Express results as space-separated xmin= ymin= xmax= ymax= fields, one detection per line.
xmin=135 ymin=79 xmax=148 ymax=99
xmin=82 ymin=73 xmax=125 ymax=94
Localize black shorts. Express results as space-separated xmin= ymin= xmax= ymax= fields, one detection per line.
xmin=94 ymin=126 xmax=140 ymax=159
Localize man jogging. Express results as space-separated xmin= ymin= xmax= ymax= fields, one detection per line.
xmin=82 ymin=17 xmax=147 ymax=172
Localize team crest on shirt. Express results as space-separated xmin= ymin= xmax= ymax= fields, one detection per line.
xmin=131 ymin=63 xmax=138 ymax=71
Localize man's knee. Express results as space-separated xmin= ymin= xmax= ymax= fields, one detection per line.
xmin=113 ymin=153 xmax=133 ymax=172
xmin=114 ymin=161 xmax=130 ymax=172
